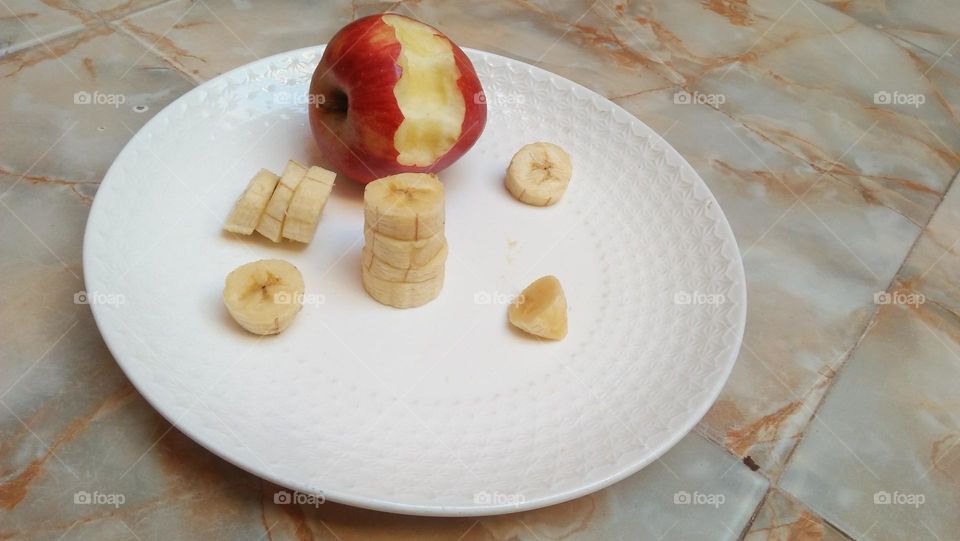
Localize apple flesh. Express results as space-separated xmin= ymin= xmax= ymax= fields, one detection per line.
xmin=308 ymin=14 xmax=487 ymax=184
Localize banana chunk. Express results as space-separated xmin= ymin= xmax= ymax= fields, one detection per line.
xmin=363 ymin=173 xmax=444 ymax=240
xmin=361 ymin=264 xmax=445 ymax=309
xmin=508 ymin=275 xmax=568 ymax=340
xmin=282 ymin=166 xmax=336 ymax=243
xmin=256 ymin=160 xmax=308 ymax=242
xmin=363 ymin=227 xmax=446 ymax=269
xmin=223 ymin=169 xmax=281 ymax=235
xmin=223 ymin=259 xmax=304 ymax=335
xmin=505 ymin=142 xmax=572 ymax=206
xmin=362 ymin=241 xmax=447 ymax=283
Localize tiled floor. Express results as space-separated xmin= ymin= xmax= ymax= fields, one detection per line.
xmin=1 ymin=0 xmax=957 ymax=539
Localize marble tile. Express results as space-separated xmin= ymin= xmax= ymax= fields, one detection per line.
xmin=352 ymin=0 xmax=675 ymax=98
xmin=0 ymin=0 xmax=94 ymax=56
xmin=0 ymin=24 xmax=194 ymax=182
xmin=744 ymin=488 xmax=850 ymax=541
xmin=588 ymin=0 xmax=960 ymax=225
xmin=614 ymin=88 xmax=920 ymax=478
xmin=116 ymin=0 xmax=355 ymax=82
xmin=818 ymin=0 xmax=960 ymax=62
xmin=73 ymin=0 xmax=171 ymax=21
xmin=899 ymin=172 xmax=960 ymax=317
xmin=779 ymin=289 xmax=960 ymax=540
xmin=258 ymin=433 xmax=767 ymax=541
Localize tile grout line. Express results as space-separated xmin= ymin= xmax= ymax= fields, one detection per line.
xmin=74 ymin=0 xmax=204 ymax=86
xmin=109 ymin=21 xmax=204 ymax=86
xmin=735 ymin=486 xmax=770 ymax=541
xmin=0 ymin=0 xmax=183 ymax=61
xmin=764 ymin=167 xmax=960 ymax=541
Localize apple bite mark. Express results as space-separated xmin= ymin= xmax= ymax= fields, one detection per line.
xmin=382 ymin=14 xmax=466 ymax=168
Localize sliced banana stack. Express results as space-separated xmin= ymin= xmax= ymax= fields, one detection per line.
xmin=505 ymin=142 xmax=573 ymax=206
xmin=362 ymin=173 xmax=447 ymax=308
xmin=223 ymin=161 xmax=335 ymax=243
xmin=223 ymin=259 xmax=305 ymax=335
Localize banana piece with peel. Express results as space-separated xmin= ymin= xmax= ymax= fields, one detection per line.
xmin=223 ymin=169 xmax=281 ymax=234
xmin=505 ymin=142 xmax=573 ymax=206
xmin=282 ymin=166 xmax=336 ymax=243
xmin=508 ymin=275 xmax=568 ymax=340
xmin=223 ymin=259 xmax=305 ymax=335
xmin=362 ymin=173 xmax=447 ymax=308
xmin=256 ymin=160 xmax=308 ymax=242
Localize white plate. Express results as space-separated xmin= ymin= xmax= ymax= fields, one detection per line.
xmin=83 ymin=46 xmax=745 ymax=516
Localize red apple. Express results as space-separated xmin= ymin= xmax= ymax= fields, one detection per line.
xmin=308 ymin=14 xmax=487 ymax=184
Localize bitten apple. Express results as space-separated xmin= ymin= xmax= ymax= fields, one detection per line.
xmin=308 ymin=14 xmax=487 ymax=184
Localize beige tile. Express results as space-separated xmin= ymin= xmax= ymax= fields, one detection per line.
xmin=780 ymin=293 xmax=960 ymax=540
xmin=0 ymin=24 xmax=194 ymax=182
xmin=116 ymin=0 xmax=354 ymax=82
xmin=616 ymin=87 xmax=920 ymax=477
xmin=0 ymin=0 xmax=94 ymax=56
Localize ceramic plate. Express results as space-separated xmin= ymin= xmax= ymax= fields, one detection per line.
xmin=83 ymin=46 xmax=746 ymax=516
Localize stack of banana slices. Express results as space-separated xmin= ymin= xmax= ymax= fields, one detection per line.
xmin=361 ymin=173 xmax=447 ymax=308
xmin=223 ymin=160 xmax=336 ymax=244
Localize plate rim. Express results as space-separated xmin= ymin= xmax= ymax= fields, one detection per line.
xmin=83 ymin=45 xmax=747 ymax=517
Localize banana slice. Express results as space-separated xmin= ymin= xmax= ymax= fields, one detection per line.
xmin=223 ymin=169 xmax=281 ymax=235
xmin=361 ymin=265 xmax=444 ymax=308
xmin=363 ymin=227 xmax=446 ymax=269
xmin=362 ymin=241 xmax=447 ymax=283
xmin=505 ymin=142 xmax=573 ymax=206
xmin=256 ymin=160 xmax=308 ymax=242
xmin=223 ymin=259 xmax=304 ymax=335
xmin=508 ymin=275 xmax=568 ymax=340
xmin=364 ymin=173 xmax=444 ymax=240
xmin=282 ymin=166 xmax=336 ymax=243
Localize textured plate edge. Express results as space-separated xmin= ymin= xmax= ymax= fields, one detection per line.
xmin=81 ymin=45 xmax=747 ymax=517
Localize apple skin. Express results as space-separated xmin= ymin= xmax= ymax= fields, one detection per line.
xmin=308 ymin=14 xmax=487 ymax=184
